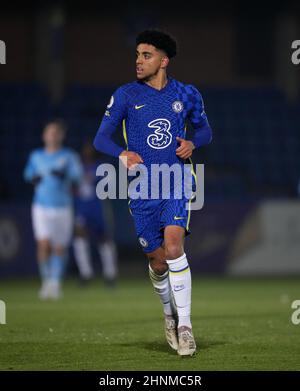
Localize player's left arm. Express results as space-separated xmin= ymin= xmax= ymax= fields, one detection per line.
xmin=24 ymin=152 xmax=42 ymax=185
xmin=176 ymin=86 xmax=212 ymax=159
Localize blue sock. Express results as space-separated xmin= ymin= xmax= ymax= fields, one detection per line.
xmin=49 ymin=254 xmax=67 ymax=281
xmin=38 ymin=259 xmax=50 ymax=281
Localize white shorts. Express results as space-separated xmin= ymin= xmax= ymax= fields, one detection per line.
xmin=32 ymin=204 xmax=74 ymax=247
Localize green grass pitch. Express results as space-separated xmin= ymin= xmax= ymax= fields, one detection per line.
xmin=0 ymin=277 xmax=299 ymax=370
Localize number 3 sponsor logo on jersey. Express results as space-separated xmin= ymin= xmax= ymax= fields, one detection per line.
xmin=147 ymin=118 xmax=172 ymax=149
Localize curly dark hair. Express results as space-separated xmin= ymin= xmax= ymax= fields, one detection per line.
xmin=136 ymin=29 xmax=177 ymax=59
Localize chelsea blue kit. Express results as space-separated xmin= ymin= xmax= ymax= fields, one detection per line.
xmin=75 ymin=161 xmax=106 ymax=237
xmin=94 ymin=77 xmax=212 ymax=252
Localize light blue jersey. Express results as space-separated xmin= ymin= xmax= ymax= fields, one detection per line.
xmin=24 ymin=148 xmax=83 ymax=208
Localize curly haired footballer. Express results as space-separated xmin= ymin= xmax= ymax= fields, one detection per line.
xmin=94 ymin=27 xmax=212 ymax=356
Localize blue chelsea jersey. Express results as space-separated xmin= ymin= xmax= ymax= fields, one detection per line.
xmin=76 ymin=162 xmax=100 ymax=202
xmin=101 ymin=76 xmax=208 ymax=168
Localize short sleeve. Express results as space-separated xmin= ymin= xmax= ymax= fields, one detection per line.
xmin=24 ymin=152 xmax=37 ymax=182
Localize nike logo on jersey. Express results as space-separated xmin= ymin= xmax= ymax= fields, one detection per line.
xmin=135 ymin=104 xmax=146 ymax=110
xmin=174 ymin=216 xmax=185 ymax=220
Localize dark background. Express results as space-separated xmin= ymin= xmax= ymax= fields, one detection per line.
xmin=0 ymin=0 xmax=300 ymax=277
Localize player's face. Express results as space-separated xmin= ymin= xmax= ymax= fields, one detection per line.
xmin=136 ymin=44 xmax=168 ymax=81
xmin=43 ymin=124 xmax=65 ymax=149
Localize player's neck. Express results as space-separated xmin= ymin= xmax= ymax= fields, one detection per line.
xmin=45 ymin=145 xmax=61 ymax=154
xmin=145 ymin=72 xmax=168 ymax=91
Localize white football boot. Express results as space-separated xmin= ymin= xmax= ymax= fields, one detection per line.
xmin=38 ymin=280 xmax=50 ymax=300
xmin=177 ymin=327 xmax=197 ymax=356
xmin=47 ymin=280 xmax=63 ymax=300
xmin=165 ymin=315 xmax=179 ymax=350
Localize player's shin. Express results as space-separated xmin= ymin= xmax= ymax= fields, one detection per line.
xmin=73 ymin=237 xmax=94 ymax=280
xmin=166 ymin=253 xmax=192 ymax=329
xmin=48 ymin=252 xmax=67 ymax=298
xmin=49 ymin=253 xmax=67 ymax=280
xmin=98 ymin=241 xmax=118 ymax=283
xmin=37 ymin=258 xmax=51 ymax=299
xmin=148 ymin=264 xmax=175 ymax=317
xmin=38 ymin=258 xmax=50 ymax=282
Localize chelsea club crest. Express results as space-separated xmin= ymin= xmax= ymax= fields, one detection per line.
xmin=172 ymin=100 xmax=183 ymax=113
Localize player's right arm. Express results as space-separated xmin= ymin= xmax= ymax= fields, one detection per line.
xmin=24 ymin=151 xmax=42 ymax=185
xmin=187 ymin=85 xmax=213 ymax=148
xmin=93 ymin=87 xmax=143 ymax=169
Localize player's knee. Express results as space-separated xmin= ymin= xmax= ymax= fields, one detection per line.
xmin=37 ymin=240 xmax=51 ymax=260
xmin=165 ymin=243 xmax=183 ymax=260
xmin=53 ymin=245 xmax=66 ymax=257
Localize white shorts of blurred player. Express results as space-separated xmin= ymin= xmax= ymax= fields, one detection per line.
xmin=32 ymin=204 xmax=74 ymax=247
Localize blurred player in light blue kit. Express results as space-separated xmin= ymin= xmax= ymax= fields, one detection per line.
xmin=24 ymin=120 xmax=83 ymax=299
xmin=73 ymin=140 xmax=118 ymax=287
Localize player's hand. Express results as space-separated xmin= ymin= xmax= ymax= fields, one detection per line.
xmin=176 ymin=137 xmax=195 ymax=159
xmin=119 ymin=151 xmax=144 ymax=170
xmin=51 ymin=169 xmax=66 ymax=180
xmin=31 ymin=175 xmax=42 ymax=186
